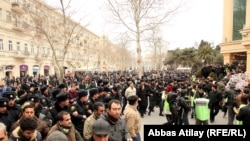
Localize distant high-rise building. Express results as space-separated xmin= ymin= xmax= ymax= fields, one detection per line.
xmin=220 ymin=0 xmax=250 ymax=72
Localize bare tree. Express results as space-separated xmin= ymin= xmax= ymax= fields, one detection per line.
xmin=26 ymin=0 xmax=86 ymax=83
xmin=106 ymin=0 xmax=184 ymax=78
xmin=115 ymin=33 xmax=132 ymax=71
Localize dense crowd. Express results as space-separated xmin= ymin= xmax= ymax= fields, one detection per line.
xmin=0 ymin=62 xmax=249 ymax=141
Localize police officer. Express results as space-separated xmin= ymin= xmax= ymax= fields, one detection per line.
xmin=2 ymin=91 xmax=22 ymax=121
xmin=28 ymin=94 xmax=53 ymax=127
xmin=88 ymin=88 xmax=99 ymax=111
xmin=0 ymin=97 xmax=16 ymax=132
xmin=49 ymin=92 xmax=70 ymax=125
xmin=40 ymin=86 xmax=52 ymax=108
xmin=70 ymin=89 xmax=90 ymax=137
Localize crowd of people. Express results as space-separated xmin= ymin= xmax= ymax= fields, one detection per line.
xmin=0 ymin=62 xmax=250 ymax=141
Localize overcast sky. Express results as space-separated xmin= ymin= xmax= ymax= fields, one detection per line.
xmin=46 ymin=0 xmax=223 ymax=50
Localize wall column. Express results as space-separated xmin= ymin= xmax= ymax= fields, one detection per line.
xmin=223 ymin=53 xmax=234 ymax=65
xmin=245 ymin=45 xmax=250 ymax=73
xmin=245 ymin=0 xmax=250 ymax=29
xmin=223 ymin=0 xmax=234 ymax=42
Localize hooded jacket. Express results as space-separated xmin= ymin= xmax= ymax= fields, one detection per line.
xmin=8 ymin=126 xmax=42 ymax=141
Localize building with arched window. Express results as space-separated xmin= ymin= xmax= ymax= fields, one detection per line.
xmin=220 ymin=0 xmax=250 ymax=72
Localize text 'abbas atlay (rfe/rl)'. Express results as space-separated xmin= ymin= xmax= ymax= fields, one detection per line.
xmin=144 ymin=125 xmax=248 ymax=140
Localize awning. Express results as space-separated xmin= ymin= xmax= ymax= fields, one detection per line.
xmin=20 ymin=64 xmax=28 ymax=71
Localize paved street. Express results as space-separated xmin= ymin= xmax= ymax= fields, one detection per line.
xmin=139 ymin=107 xmax=229 ymax=140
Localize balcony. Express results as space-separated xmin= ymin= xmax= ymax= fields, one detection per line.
xmin=13 ymin=51 xmax=25 ymax=59
xmin=12 ymin=22 xmax=24 ymax=32
xmin=24 ymin=51 xmax=30 ymax=55
xmin=11 ymin=2 xmax=25 ymax=14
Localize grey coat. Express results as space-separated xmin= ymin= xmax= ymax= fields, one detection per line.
xmin=97 ymin=113 xmax=131 ymax=141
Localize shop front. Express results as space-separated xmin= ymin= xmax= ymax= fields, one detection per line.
xmin=5 ymin=65 xmax=14 ymax=79
xmin=32 ymin=65 xmax=39 ymax=76
xmin=20 ymin=64 xmax=28 ymax=78
xmin=44 ymin=65 xmax=50 ymax=76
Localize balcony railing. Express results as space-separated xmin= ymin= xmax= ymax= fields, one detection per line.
xmin=13 ymin=51 xmax=26 ymax=59
xmin=12 ymin=21 xmax=24 ymax=32
xmin=11 ymin=2 xmax=25 ymax=14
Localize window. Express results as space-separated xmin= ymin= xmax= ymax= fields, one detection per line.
xmin=0 ymin=39 xmax=3 ymax=50
xmin=16 ymin=42 xmax=20 ymax=51
xmin=24 ymin=44 xmax=28 ymax=52
xmin=8 ymin=40 xmax=13 ymax=51
xmin=31 ymin=45 xmax=34 ymax=54
xmin=6 ymin=11 xmax=11 ymax=22
xmin=0 ymin=8 xmax=2 ymax=21
xmin=47 ymin=48 xmax=50 ymax=56
xmin=42 ymin=47 xmax=45 ymax=55
xmin=233 ymin=0 xmax=246 ymax=40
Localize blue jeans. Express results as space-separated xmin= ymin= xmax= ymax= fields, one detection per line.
xmin=132 ymin=133 xmax=141 ymax=141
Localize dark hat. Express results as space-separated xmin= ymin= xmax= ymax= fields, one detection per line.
xmin=89 ymin=88 xmax=98 ymax=97
xmin=0 ymin=97 xmax=8 ymax=107
xmin=2 ymin=91 xmax=16 ymax=99
xmin=78 ymin=89 xmax=88 ymax=98
xmin=92 ymin=119 xmax=110 ymax=135
xmin=97 ymin=87 xmax=104 ymax=93
xmin=56 ymin=92 xmax=69 ymax=102
xmin=46 ymin=131 xmax=68 ymax=141
xmin=112 ymin=86 xmax=118 ymax=92
xmin=103 ymin=80 xmax=109 ymax=85
xmin=28 ymin=94 xmax=40 ymax=102
xmin=17 ymin=89 xmax=26 ymax=97
xmin=103 ymin=87 xmax=110 ymax=92
xmin=52 ymin=88 xmax=60 ymax=98
xmin=40 ymin=86 xmax=47 ymax=93
xmin=29 ymin=83 xmax=37 ymax=88
xmin=127 ymin=95 xmax=139 ymax=103
xmin=58 ymin=83 xmax=66 ymax=89
xmin=97 ymin=79 xmax=103 ymax=85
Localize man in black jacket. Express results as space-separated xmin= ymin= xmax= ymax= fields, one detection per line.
xmin=236 ymin=95 xmax=250 ymax=125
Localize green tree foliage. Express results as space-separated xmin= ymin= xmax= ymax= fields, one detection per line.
xmin=163 ymin=40 xmax=223 ymax=71
xmin=196 ymin=40 xmax=215 ymax=64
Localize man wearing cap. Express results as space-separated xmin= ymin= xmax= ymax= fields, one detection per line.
xmin=124 ymin=95 xmax=141 ymax=141
xmin=49 ymin=92 xmax=70 ymax=125
xmin=89 ymin=118 xmax=111 ymax=141
xmin=89 ymin=88 xmax=99 ymax=111
xmin=0 ymin=97 xmax=16 ymax=133
xmin=124 ymin=81 xmax=136 ymax=114
xmin=97 ymin=99 xmax=132 ymax=141
xmin=137 ymin=79 xmax=150 ymax=118
xmin=69 ymin=89 xmax=90 ymax=137
xmin=96 ymin=87 xmax=105 ymax=102
xmin=40 ymin=86 xmax=52 ymax=108
xmin=15 ymin=89 xmax=28 ymax=106
xmin=2 ymin=91 xmax=22 ymax=121
xmin=83 ymin=102 xmax=105 ymax=141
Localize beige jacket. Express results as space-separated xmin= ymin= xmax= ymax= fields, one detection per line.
xmin=124 ymin=105 xmax=141 ymax=137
